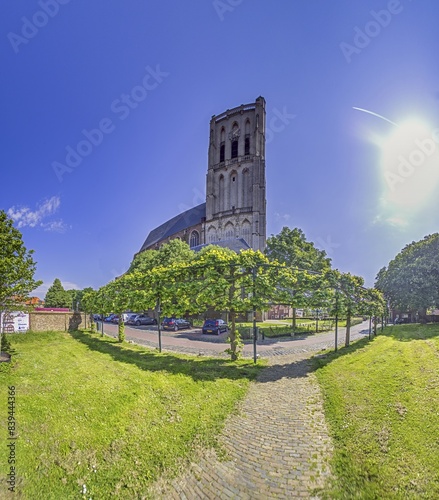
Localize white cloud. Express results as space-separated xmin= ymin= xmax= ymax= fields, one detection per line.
xmin=7 ymin=196 xmax=68 ymax=232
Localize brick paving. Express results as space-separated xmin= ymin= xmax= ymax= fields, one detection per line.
xmin=101 ymin=322 xmax=374 ymax=498
xmin=154 ymin=351 xmax=334 ymax=499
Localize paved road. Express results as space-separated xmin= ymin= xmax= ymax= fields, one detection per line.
xmin=99 ymin=320 xmax=374 ymax=358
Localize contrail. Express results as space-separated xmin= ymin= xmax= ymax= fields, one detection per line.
xmin=353 ymin=107 xmax=399 ymax=127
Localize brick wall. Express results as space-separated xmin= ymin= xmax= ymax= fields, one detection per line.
xmin=29 ymin=312 xmax=89 ymax=332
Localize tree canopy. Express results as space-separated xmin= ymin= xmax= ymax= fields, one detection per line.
xmin=127 ymin=239 xmax=194 ymax=274
xmin=375 ymin=233 xmax=439 ymax=314
xmin=44 ymin=279 xmax=72 ymax=308
xmin=0 ymin=210 xmax=42 ymax=311
xmin=265 ymin=227 xmax=331 ymax=272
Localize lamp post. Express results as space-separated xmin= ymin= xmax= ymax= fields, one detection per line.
xmin=252 ymin=266 xmax=257 ymax=364
xmin=334 ymin=288 xmax=339 ymax=352
xmin=156 ymin=298 xmax=162 ymax=353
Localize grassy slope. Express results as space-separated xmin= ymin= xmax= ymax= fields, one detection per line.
xmin=0 ymin=330 xmax=262 ymax=499
xmin=313 ymin=324 xmax=439 ymax=498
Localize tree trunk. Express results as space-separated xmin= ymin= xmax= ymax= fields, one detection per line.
xmin=229 ymin=309 xmax=238 ymax=361
xmin=292 ymin=307 xmax=297 ymax=336
xmin=345 ymin=312 xmax=351 ymax=347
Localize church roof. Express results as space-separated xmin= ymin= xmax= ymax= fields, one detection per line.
xmin=139 ymin=203 xmax=206 ymax=252
xmin=191 ymin=238 xmax=251 ymax=253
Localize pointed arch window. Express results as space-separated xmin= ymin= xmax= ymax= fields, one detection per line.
xmin=189 ymin=230 xmax=200 ymax=248
xmin=224 ymin=223 xmax=234 ymax=240
xmin=220 ymin=127 xmax=225 ymax=163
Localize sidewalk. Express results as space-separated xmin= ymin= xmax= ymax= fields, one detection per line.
xmin=154 ymin=351 xmax=334 ymax=498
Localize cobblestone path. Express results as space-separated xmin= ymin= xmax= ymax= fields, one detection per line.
xmin=158 ymin=352 xmax=334 ymax=499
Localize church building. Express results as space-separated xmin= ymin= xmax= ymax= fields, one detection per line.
xmin=137 ymin=96 xmax=267 ymax=255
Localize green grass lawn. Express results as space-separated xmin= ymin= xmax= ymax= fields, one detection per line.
xmin=0 ymin=330 xmax=262 ymax=499
xmin=313 ymin=323 xmax=439 ymax=498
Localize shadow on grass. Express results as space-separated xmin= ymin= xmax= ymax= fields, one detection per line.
xmin=69 ymin=329 xmax=261 ymax=382
xmin=381 ymin=323 xmax=439 ymax=342
xmin=255 ymin=335 xmax=376 ymax=384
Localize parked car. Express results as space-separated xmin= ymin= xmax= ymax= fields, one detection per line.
xmin=162 ymin=317 xmax=191 ymax=331
xmin=129 ymin=314 xmax=157 ymax=326
xmin=111 ymin=315 xmax=120 ymax=324
xmin=104 ymin=314 xmax=116 ymax=322
xmin=202 ymin=319 xmax=228 ymax=335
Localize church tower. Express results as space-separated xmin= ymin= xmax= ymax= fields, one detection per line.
xmin=205 ymin=96 xmax=267 ymax=252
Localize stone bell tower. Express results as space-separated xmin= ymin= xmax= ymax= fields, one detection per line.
xmin=205 ymin=96 xmax=267 ymax=252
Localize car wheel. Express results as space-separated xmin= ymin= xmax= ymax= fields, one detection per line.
xmin=174 ymin=325 xmax=178 ymax=332
xmin=135 ymin=321 xmax=141 ymax=326
xmin=153 ymin=319 xmax=157 ymax=325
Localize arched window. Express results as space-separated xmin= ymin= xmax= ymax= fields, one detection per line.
xmin=218 ymin=174 xmax=225 ymax=213
xmin=224 ymin=222 xmax=234 ymax=239
xmin=207 ymin=226 xmax=217 ymax=243
xmin=230 ymin=170 xmax=238 ymax=209
xmin=242 ymin=168 xmax=250 ymax=207
xmin=189 ymin=230 xmax=200 ymax=248
xmin=230 ymin=123 xmax=239 ymax=159
xmin=245 ymin=119 xmax=250 ymax=155
xmin=231 ymin=140 xmax=238 ymax=158
xmin=241 ymin=219 xmax=251 ymax=245
xmin=220 ymin=127 xmax=225 ymax=162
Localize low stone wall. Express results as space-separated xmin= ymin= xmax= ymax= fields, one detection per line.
xmin=29 ymin=312 xmax=89 ymax=332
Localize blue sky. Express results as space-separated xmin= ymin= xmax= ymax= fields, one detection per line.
xmin=2 ymin=0 xmax=439 ymax=297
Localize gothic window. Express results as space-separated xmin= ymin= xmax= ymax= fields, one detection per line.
xmin=245 ymin=135 xmax=250 ymax=155
xmin=189 ymin=230 xmax=200 ymax=248
xmin=218 ymin=174 xmax=225 ymax=213
xmin=230 ymin=123 xmax=240 ymax=159
xmin=230 ymin=171 xmax=238 ymax=208
xmin=241 ymin=220 xmax=251 ymax=245
xmin=242 ymin=168 xmax=250 ymax=207
xmin=207 ymin=226 xmax=217 ymax=243
xmin=244 ymin=120 xmax=250 ymax=155
xmin=224 ymin=222 xmax=234 ymax=239
xmin=220 ymin=127 xmax=225 ymax=162
xmin=231 ymin=140 xmax=238 ymax=158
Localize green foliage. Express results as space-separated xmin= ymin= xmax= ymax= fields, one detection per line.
xmin=44 ymin=278 xmax=71 ymax=308
xmin=1 ymin=332 xmax=12 ymax=353
xmin=313 ymin=324 xmax=439 ymax=498
xmin=224 ymin=332 xmax=244 ymax=359
xmin=375 ymin=233 xmax=439 ymax=314
xmin=1 ymin=329 xmax=262 ymax=498
xmin=128 ymin=239 xmax=195 ymax=274
xmin=265 ymin=226 xmax=331 ymax=272
xmin=0 ymin=210 xmax=42 ymax=310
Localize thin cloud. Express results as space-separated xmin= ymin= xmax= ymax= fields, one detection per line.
xmin=7 ymin=196 xmax=68 ymax=231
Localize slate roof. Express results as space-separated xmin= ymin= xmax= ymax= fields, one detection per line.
xmin=139 ymin=203 xmax=206 ymax=252
xmin=191 ymin=238 xmax=251 ymax=253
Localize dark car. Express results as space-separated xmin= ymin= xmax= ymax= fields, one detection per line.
xmin=202 ymin=319 xmax=228 ymax=335
xmin=162 ymin=317 xmax=191 ymax=331
xmin=129 ymin=314 xmax=157 ymax=326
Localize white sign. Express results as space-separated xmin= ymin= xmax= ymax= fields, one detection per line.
xmin=1 ymin=311 xmax=29 ymax=333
